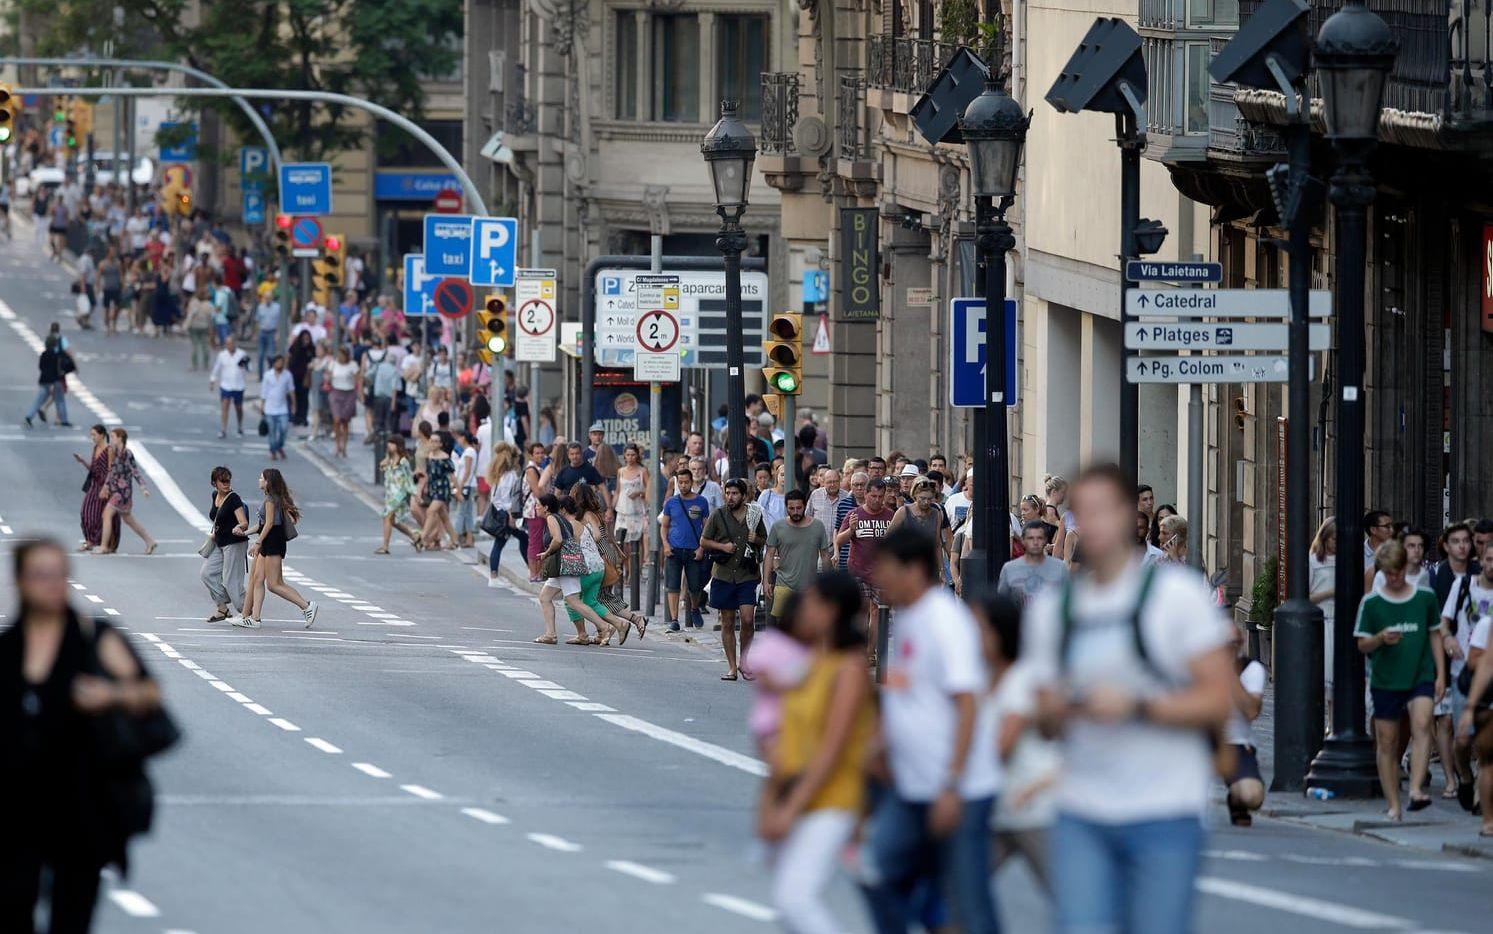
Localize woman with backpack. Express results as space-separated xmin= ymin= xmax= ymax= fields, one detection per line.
xmin=233 ymin=468 xmax=319 ymax=629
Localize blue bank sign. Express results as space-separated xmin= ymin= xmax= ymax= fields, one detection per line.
xmin=373 ymin=172 xmax=461 ymax=202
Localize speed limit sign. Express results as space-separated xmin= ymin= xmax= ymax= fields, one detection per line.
xmin=634 ymin=308 xmax=681 ymax=382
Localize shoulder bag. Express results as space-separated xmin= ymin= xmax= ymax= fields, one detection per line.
xmin=540 ymin=515 xmax=575 ymax=579
xmin=480 ymin=502 xmax=508 ymax=538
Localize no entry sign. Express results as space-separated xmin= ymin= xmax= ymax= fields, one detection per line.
xmin=434 ymin=188 xmax=463 ymax=213
xmin=433 ymin=277 xmax=475 ymax=319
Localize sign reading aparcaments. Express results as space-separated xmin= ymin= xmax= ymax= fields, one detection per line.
xmin=840 ymin=208 xmax=879 ymax=319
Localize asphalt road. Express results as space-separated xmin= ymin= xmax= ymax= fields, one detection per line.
xmin=1 ymin=227 xmax=1488 ymax=933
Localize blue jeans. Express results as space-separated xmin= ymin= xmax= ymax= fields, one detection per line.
xmin=257 ymin=330 xmax=277 ymax=381
xmin=26 ymin=383 xmax=68 ymax=424
xmin=488 ymin=523 xmax=529 ymax=575
xmin=1052 ymin=813 xmax=1205 ymax=934
xmin=860 ymin=791 xmax=999 ymax=934
xmin=266 ymin=413 xmax=289 ymax=454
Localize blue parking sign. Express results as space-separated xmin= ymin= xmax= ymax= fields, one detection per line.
xmin=242 ymin=190 xmax=266 ymax=225
xmin=239 ymin=146 xmax=270 ymax=190
xmin=949 ymin=297 xmax=1018 ymax=408
xmin=468 ymin=217 xmax=518 ymax=287
xmin=279 ymin=162 xmax=333 ymax=216
xmin=403 ymin=254 xmax=440 ymax=316
xmin=423 ymin=214 xmax=474 ymax=277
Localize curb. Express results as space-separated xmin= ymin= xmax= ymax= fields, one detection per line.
xmin=1263 ymin=807 xmax=1493 ymax=862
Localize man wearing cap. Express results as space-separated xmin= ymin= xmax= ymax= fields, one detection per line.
xmin=583 ymin=422 xmax=608 ymax=463
xmin=896 ymin=463 xmax=921 ymax=508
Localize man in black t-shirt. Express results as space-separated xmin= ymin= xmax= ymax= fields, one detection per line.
xmin=553 ymin=442 xmax=611 ymax=511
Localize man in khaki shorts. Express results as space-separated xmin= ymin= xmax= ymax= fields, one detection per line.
xmin=762 ymin=488 xmax=833 ymax=626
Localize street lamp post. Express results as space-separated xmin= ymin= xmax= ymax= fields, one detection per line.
xmin=958 ymin=77 xmax=1029 ymax=589
xmin=701 ymin=100 xmax=757 ymax=481
xmin=1305 ymin=0 xmax=1397 ymax=797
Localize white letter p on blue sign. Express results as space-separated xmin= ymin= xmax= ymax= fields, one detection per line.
xmin=469 ymin=217 xmax=518 ymax=288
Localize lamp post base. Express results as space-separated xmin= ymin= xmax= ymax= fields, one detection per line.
xmin=1305 ymin=733 xmax=1379 ymax=798
xmin=960 ymin=550 xmax=989 ymax=595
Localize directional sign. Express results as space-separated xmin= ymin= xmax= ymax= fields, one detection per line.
xmin=950 ymin=297 xmax=1019 ymax=408
xmin=634 ymin=308 xmax=682 ymax=382
xmin=279 ymin=162 xmax=333 ymax=216
xmin=423 ymin=214 xmax=474 ymax=277
xmin=1125 ymin=355 xmax=1316 ymax=384
xmin=594 ymin=268 xmax=768 ymax=369
xmin=1128 ymin=288 xmax=1332 ymax=319
xmin=242 ymin=190 xmax=266 ymax=226
xmin=433 ymin=277 xmax=475 ymax=320
xmin=468 ymin=216 xmax=518 ymax=287
xmin=403 ymin=254 xmax=439 ymax=316
xmin=1124 ymin=322 xmax=1330 ymax=351
xmin=290 ymin=216 xmax=323 ymax=257
xmin=1126 ymin=260 xmax=1222 ymax=283
xmin=239 ymin=146 xmax=269 ymax=190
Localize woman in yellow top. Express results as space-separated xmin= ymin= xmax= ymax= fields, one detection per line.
xmin=758 ymin=571 xmax=875 ymax=934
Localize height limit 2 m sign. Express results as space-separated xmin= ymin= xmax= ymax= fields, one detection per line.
xmin=840 ymin=208 xmax=879 ymax=319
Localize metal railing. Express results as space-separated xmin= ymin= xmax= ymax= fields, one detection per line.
xmin=1139 ymin=0 xmax=1178 ymax=29
xmin=867 ymin=35 xmax=962 ymax=93
xmin=760 ymin=72 xmax=800 ymax=155
xmin=506 ymin=98 xmax=537 ymax=135
xmin=838 ymin=73 xmax=870 ymax=160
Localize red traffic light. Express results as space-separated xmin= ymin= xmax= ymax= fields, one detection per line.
xmin=275 ymin=213 xmax=294 ymax=230
xmin=324 ymin=235 xmax=341 ymax=252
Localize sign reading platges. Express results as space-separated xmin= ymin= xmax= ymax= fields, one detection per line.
xmin=840 ymin=208 xmax=879 ymax=319
xmin=514 ymin=268 xmax=558 ymax=363
xmin=593 ymin=268 xmax=769 ymax=369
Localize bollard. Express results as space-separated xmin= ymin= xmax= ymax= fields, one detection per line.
xmin=628 ymin=538 xmax=641 ymax=612
xmin=372 ymin=429 xmax=385 ymax=485
xmin=875 ymin=605 xmax=892 ymax=685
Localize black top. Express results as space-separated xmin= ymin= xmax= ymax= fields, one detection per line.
xmin=554 ymin=462 xmax=604 ymax=493
xmin=209 ymin=490 xmax=249 ymax=547
xmin=37 ymin=347 xmax=72 ymax=384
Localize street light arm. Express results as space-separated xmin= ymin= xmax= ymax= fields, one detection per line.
xmin=10 ymin=84 xmax=487 ymax=216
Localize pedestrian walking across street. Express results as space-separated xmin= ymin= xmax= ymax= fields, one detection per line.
xmin=209 ymin=335 xmax=248 ymax=438
xmin=22 ymin=329 xmax=76 ymax=429
xmin=377 ymin=437 xmax=424 ymax=554
xmin=73 ymin=424 xmax=119 ymax=553
xmin=201 ymin=466 xmax=250 ymax=622
xmin=235 ymin=468 xmax=319 ymax=630
xmin=259 ymin=354 xmax=295 ymax=461
xmin=96 ymin=428 xmax=157 ymax=556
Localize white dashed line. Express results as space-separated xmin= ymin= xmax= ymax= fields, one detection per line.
xmin=352 ymin=762 xmax=391 ymax=779
xmin=518 ymin=680 xmax=566 ymax=691
xmin=1194 ymin=877 xmax=1413 ymax=929
xmin=178 ymin=659 xmax=201 ymax=670
xmin=242 ymin=703 xmax=272 ymax=716
xmin=71 ymin=582 xmax=87 ymax=591
xmin=497 ymin=669 xmax=539 ymax=679
xmin=107 ymin=888 xmax=161 ymax=918
xmin=400 ymin=784 xmax=443 ymax=800
xmin=595 ymin=713 xmax=767 ymax=777
xmin=267 ymin=718 xmax=301 ymax=732
xmin=226 ymin=692 xmax=253 ymax=703
xmin=85 ymin=594 xmax=104 ymax=604
xmin=566 ymin=702 xmax=616 ymax=712
xmin=538 ymin=690 xmax=588 ymax=701
xmin=305 ymin=737 xmax=342 ymax=754
xmin=0 ymin=525 xmax=12 ymax=534
xmin=605 ymin=860 xmax=676 ymax=885
xmin=192 ymin=669 xmax=218 ymax=681
xmin=702 ymin=893 xmax=776 ymax=923
xmin=526 ymin=833 xmax=583 ymax=853
xmin=461 ymin=807 xmax=510 ymax=825
xmin=208 ymin=681 xmax=233 ymax=692
xmin=139 ymin=633 xmax=161 ymax=643
xmin=103 ymin=608 xmax=120 ymax=616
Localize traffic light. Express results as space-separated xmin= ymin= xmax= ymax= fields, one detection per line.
xmin=0 ymin=83 xmax=17 ymax=143
xmin=761 ymin=312 xmax=804 ymax=395
xmin=312 ymin=233 xmax=344 ymax=306
xmin=69 ymin=98 xmax=93 ymax=140
xmin=174 ymin=188 xmax=193 ymax=217
xmin=475 ymin=293 xmax=509 ymax=364
xmin=273 ymin=213 xmax=293 ymax=259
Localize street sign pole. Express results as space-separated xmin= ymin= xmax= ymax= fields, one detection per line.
xmin=1119 ymin=126 xmax=1141 ymax=484
xmin=648 ymin=236 xmax=663 ymax=618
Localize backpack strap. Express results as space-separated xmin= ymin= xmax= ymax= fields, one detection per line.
xmin=1448 ymin=573 xmax=1473 ymax=636
xmin=1058 ymin=562 xmax=1161 ymax=680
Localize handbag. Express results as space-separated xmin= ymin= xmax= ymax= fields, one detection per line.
xmin=257 ymin=417 xmax=269 ymax=437
xmin=197 ymin=536 xmax=216 ymax=558
xmin=480 ymin=503 xmax=507 ymax=538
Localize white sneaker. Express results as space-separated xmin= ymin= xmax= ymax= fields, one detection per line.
xmin=232 ymin=616 xmax=260 ymax=629
xmin=488 ymin=576 xmax=503 ymax=589
xmin=303 ymin=601 xmax=319 ymax=629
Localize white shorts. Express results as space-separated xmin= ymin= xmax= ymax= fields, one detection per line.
xmin=546 ymin=575 xmax=582 ymax=596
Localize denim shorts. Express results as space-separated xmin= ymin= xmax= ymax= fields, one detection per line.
xmin=219 ymin=388 xmax=244 ymax=403
xmin=665 ymin=552 xmax=706 ymax=595
xmin=708 ymin=577 xmax=758 ymax=611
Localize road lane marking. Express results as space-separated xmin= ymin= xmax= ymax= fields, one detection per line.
xmin=539 ymin=690 xmax=588 ymax=701
xmin=461 ymin=807 xmax=510 ymax=825
xmin=192 ymin=670 xmax=218 ymax=681
xmin=85 ymin=594 xmax=104 ymax=603
xmin=178 ymin=659 xmax=200 ymax=670
xmin=605 ymin=861 xmax=676 ymax=885
xmin=526 ymin=833 xmax=583 ymax=853
xmin=702 ymin=894 xmax=776 ymax=923
xmin=519 ymin=680 xmax=566 ymax=691
xmin=242 ymin=703 xmax=273 ymax=716
xmin=103 ymin=608 xmax=120 ymax=616
xmin=107 ymin=889 xmax=160 ymax=918
xmin=208 ymin=681 xmax=233 ymax=692
xmin=496 ymin=669 xmax=539 ymax=679
xmin=305 ymin=737 xmax=342 ymax=754
xmin=1195 ymin=877 xmax=1413 ymax=929
xmin=352 ymin=762 xmax=391 ymax=778
xmin=71 ymin=582 xmax=87 ymax=591
xmin=268 ymin=718 xmax=301 ymax=732
xmin=139 ymin=633 xmax=161 ymax=642
xmin=226 ymin=693 xmax=253 ymax=703
xmin=400 ymin=784 xmax=443 ymax=800
xmin=595 ymin=713 xmax=767 ymax=777
xmin=566 ymin=702 xmax=616 ymax=712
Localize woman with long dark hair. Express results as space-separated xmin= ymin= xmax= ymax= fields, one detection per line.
xmin=532 ymin=493 xmax=618 ymax=646
xmin=286 ymin=329 xmax=317 ymax=429
xmin=758 ymin=571 xmax=873 ymax=934
xmin=96 ymin=428 xmax=156 ymax=556
xmin=484 ymin=442 xmax=527 ymax=583
xmin=377 ymin=437 xmax=422 ymax=554
xmin=0 ymin=538 xmax=163 ymax=931
xmin=72 ymin=424 xmax=117 ymax=552
xmin=234 ymin=468 xmax=319 ymax=629
xmin=202 ymin=466 xmax=250 ymax=623
xmin=567 ymin=484 xmax=640 ymax=644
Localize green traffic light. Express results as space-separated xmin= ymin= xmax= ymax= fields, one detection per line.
xmin=66 ymin=135 xmax=77 ymax=148
xmin=770 ymin=371 xmax=799 ymax=393
xmin=486 ymin=335 xmax=508 ymax=354
xmin=0 ymin=127 xmax=10 ymax=143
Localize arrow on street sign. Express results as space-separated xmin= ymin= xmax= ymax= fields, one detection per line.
xmin=1125 ymin=354 xmax=1316 ymax=384
xmin=1128 ymin=288 xmax=1332 ymax=318
xmin=1124 ymin=322 xmax=1330 ymax=351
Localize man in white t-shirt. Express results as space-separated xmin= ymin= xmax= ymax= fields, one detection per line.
xmin=208 ymin=335 xmax=249 ymax=438
xmin=258 ymin=354 xmax=295 ymax=461
xmin=1025 ymin=464 xmax=1234 ymax=934
xmin=1446 ymin=540 xmax=1493 ymax=810
xmin=861 ymin=526 xmax=1000 ymax=933
xmin=1222 ymin=625 xmax=1267 ymax=827
xmin=1454 ymin=543 xmax=1493 ymax=834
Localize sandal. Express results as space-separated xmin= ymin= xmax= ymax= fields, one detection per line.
xmin=1407 ymin=796 xmax=1432 ymax=812
xmin=374 ymin=547 xmax=390 ymax=555
xmin=533 ymin=635 xmax=558 ymax=645
xmin=636 ymin=616 xmax=649 ymax=640
xmin=720 ymin=672 xmax=738 ymax=681
xmin=564 ymin=636 xmax=589 ymax=645
xmin=144 ymin=542 xmax=157 ymax=555
xmin=1441 ymin=785 xmax=1460 ymax=800
xmin=616 ymin=621 xmax=630 ymax=646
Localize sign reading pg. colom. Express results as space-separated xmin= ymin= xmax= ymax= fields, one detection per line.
xmin=839 ymin=208 xmax=880 ymax=319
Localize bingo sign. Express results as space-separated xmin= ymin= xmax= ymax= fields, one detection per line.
xmin=633 ymin=308 xmax=681 ymax=382
xmin=433 ymin=277 xmax=475 ymax=320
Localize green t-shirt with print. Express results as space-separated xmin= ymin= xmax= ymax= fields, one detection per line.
xmin=1352 ymin=588 xmax=1441 ymax=690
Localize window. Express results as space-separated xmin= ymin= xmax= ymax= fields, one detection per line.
xmin=1187 ymin=0 xmax=1239 ymax=27
xmin=616 ymin=12 xmax=639 ymax=119
xmin=377 ymin=120 xmax=463 ymax=168
xmin=717 ymin=15 xmax=768 ymax=121
xmin=652 ymin=14 xmax=700 ymax=122
xmin=1184 ymin=42 xmax=1210 ymax=134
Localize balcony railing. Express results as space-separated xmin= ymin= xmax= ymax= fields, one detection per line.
xmin=505 ymin=98 xmax=536 ymax=135
xmin=760 ymin=72 xmax=800 ymax=156
xmin=867 ymin=34 xmax=962 ymax=94
xmin=839 ymin=73 xmax=870 ymax=161
xmin=1208 ymin=36 xmax=1286 ymax=157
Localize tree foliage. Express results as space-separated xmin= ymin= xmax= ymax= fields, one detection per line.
xmin=20 ymin=0 xmax=463 ymax=160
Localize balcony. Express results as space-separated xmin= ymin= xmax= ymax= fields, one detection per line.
xmin=760 ymin=72 xmax=800 ymax=156
xmin=867 ymin=35 xmax=961 ymax=95
xmin=1207 ymin=35 xmax=1285 ymax=162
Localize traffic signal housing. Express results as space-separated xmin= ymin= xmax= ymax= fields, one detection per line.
xmin=0 ymin=83 xmax=17 ymax=143
xmin=273 ymin=214 xmax=293 ymax=259
xmin=475 ymin=294 xmax=509 ymax=364
xmin=69 ymin=98 xmax=93 ymax=141
xmin=312 ymin=233 xmax=345 ymax=307
xmin=761 ymin=312 xmax=804 ymax=395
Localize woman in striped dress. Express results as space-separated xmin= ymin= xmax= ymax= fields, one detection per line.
xmin=96 ymin=427 xmax=157 ymax=555
xmin=72 ymin=424 xmax=117 ymax=550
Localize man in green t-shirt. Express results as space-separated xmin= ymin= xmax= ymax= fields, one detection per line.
xmin=1353 ymin=539 xmax=1446 ymax=820
xmin=763 ymin=489 xmax=832 ymax=625
xmin=702 ymin=479 xmax=767 ymax=681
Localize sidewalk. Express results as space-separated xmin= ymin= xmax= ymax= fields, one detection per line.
xmin=1249 ymin=681 xmax=1493 ymax=861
